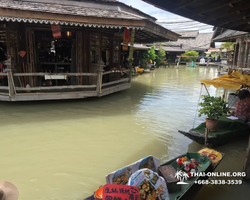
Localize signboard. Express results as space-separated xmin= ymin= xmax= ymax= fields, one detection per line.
xmin=103 ymin=184 xmax=139 ymax=200
xmin=198 ymin=148 xmax=223 ymax=163
xmin=105 ymin=156 xmax=160 ymax=185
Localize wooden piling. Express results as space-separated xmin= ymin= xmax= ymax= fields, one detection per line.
xmin=243 ymin=132 xmax=250 ymax=180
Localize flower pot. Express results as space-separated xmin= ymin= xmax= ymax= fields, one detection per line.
xmin=205 ymin=118 xmax=218 ymax=132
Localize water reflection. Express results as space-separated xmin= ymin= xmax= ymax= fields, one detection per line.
xmin=0 ymin=65 xmax=246 ymax=200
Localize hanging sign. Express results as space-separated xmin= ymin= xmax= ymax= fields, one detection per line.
xmin=51 ymin=23 xmax=62 ymax=39
xmin=103 ymin=184 xmax=139 ymax=200
xmin=128 ymin=29 xmax=135 ymax=61
xmin=122 ymin=28 xmax=130 ymax=51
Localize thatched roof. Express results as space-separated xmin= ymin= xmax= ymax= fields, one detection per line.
xmin=0 ymin=0 xmax=143 ymax=20
xmin=175 ymin=30 xmax=199 ymax=38
xmin=0 ymin=0 xmax=180 ymax=43
xmin=212 ymin=28 xmax=250 ymax=42
xmin=165 ymin=31 xmax=214 ymax=51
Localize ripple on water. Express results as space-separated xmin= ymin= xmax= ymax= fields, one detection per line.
xmin=0 ymin=66 xmax=245 ymax=200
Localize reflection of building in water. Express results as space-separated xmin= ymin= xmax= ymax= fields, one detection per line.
xmin=0 ymin=0 xmax=179 ymax=101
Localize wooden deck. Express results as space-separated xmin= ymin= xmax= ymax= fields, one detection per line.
xmin=0 ymin=63 xmax=132 ymax=101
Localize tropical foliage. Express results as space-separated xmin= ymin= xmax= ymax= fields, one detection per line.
xmin=220 ymin=42 xmax=235 ymax=51
xmin=156 ymin=45 xmax=166 ymax=66
xmin=181 ymin=50 xmax=199 ymax=62
xmin=141 ymin=46 xmax=157 ymax=69
xmin=198 ymin=95 xmax=230 ymax=120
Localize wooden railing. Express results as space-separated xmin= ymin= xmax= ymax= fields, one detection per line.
xmin=0 ymin=69 xmax=131 ymax=96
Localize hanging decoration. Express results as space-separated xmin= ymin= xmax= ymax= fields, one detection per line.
xmin=51 ymin=23 xmax=62 ymax=39
xmin=122 ymin=27 xmax=130 ymax=51
xmin=128 ymin=29 xmax=135 ymax=61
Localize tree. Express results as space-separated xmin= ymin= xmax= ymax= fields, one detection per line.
xmin=141 ymin=46 xmax=157 ymax=69
xmin=156 ymin=45 xmax=166 ymax=66
xmin=147 ymin=46 xmax=157 ymax=62
xmin=181 ymin=50 xmax=199 ymax=62
xmin=220 ymin=42 xmax=235 ymax=51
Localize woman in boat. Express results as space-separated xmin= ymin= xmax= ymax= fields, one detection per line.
xmin=232 ymin=89 xmax=250 ymax=121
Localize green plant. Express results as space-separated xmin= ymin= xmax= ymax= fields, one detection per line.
xmin=220 ymin=42 xmax=235 ymax=51
xmin=198 ymin=95 xmax=230 ymax=120
xmin=156 ymin=45 xmax=166 ymax=66
xmin=181 ymin=51 xmax=199 ymax=62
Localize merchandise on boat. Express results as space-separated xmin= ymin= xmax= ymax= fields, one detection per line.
xmin=106 ymin=156 xmax=160 ymax=185
xmin=84 ymin=148 xmax=225 ymax=200
xmin=128 ymin=168 xmax=169 ymax=200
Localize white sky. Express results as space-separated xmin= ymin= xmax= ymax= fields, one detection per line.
xmin=119 ymin=0 xmax=214 ymax=33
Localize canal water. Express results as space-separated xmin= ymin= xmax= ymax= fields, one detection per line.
xmin=0 ymin=66 xmax=248 ymax=200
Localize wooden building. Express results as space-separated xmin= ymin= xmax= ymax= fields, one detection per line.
xmin=0 ymin=0 xmax=179 ymax=101
xmin=212 ymin=28 xmax=250 ymax=68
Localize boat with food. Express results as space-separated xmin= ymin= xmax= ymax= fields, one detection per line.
xmin=84 ymin=148 xmax=224 ymax=200
xmin=179 ymin=70 xmax=250 ymax=147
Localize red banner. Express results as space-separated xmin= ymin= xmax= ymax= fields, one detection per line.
xmin=123 ymin=28 xmax=130 ymax=51
xmin=103 ymin=184 xmax=139 ymax=200
xmin=51 ymin=24 xmax=62 ymax=39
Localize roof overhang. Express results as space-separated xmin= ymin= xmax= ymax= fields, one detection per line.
xmin=142 ymin=0 xmax=250 ymax=33
xmin=0 ymin=6 xmax=180 ymax=43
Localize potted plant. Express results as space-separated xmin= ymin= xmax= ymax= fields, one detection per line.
xmin=198 ymin=95 xmax=230 ymax=132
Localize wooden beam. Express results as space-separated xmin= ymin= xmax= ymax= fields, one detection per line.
xmin=226 ymin=16 xmax=250 ymax=29
xmin=102 ymin=78 xmax=129 ymax=87
xmin=192 ymin=0 xmax=241 ymax=16
xmin=15 ymin=85 xmax=97 ymax=91
xmin=215 ymin=13 xmax=250 ymax=27
xmin=13 ymin=72 xmax=98 ymax=76
xmin=173 ymin=0 xmax=199 ymax=11
xmin=204 ymin=9 xmax=250 ymax=23
xmin=0 ymin=8 xmax=144 ymax=27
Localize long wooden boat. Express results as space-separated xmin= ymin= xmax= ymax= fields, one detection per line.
xmin=178 ymin=115 xmax=250 ymax=147
xmin=162 ymin=148 xmax=225 ymax=200
xmin=84 ymin=148 xmax=224 ymax=200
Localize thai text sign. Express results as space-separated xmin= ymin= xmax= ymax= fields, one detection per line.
xmin=103 ymin=184 xmax=140 ymax=200
xmin=198 ymin=148 xmax=222 ymax=163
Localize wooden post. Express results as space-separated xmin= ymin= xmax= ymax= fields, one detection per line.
xmin=205 ymin=128 xmax=209 ymax=147
xmin=4 ymin=57 xmax=16 ymax=97
xmin=128 ymin=59 xmax=133 ymax=83
xmin=244 ymin=40 xmax=248 ymax=68
xmin=176 ymin=57 xmax=181 ymax=68
xmin=96 ymin=60 xmax=104 ymax=94
xmin=243 ymin=133 xmax=250 ymax=180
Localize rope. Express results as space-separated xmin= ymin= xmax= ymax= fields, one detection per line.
xmin=193 ymin=84 xmax=203 ymax=129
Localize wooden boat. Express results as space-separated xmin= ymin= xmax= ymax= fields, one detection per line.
xmin=84 ymin=148 xmax=224 ymax=200
xmin=178 ymin=115 xmax=250 ymax=147
xmin=160 ymin=148 xmax=224 ymax=200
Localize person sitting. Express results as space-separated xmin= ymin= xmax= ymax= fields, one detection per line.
xmin=0 ymin=181 xmax=19 ymax=200
xmin=232 ymin=90 xmax=250 ymax=121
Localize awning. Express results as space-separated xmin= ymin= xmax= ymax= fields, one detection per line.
xmin=201 ymin=71 xmax=250 ymax=90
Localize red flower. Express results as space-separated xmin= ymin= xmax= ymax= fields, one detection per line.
xmin=194 ymin=162 xmax=199 ymax=166
xmin=177 ymin=158 xmax=182 ymax=165
xmin=187 ymin=172 xmax=192 ymax=178
xmin=189 ymin=163 xmax=195 ymax=169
